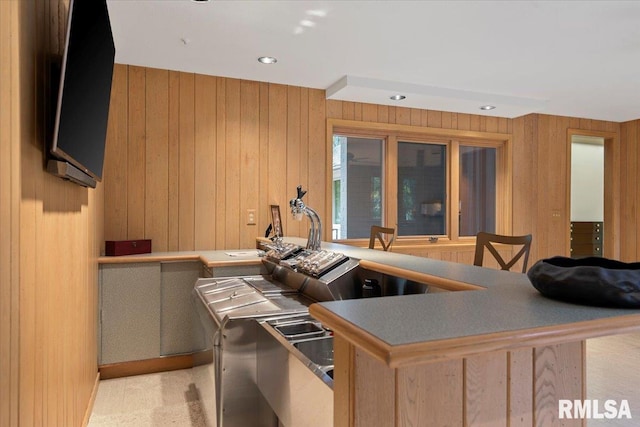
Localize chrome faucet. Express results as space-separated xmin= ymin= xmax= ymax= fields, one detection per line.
xmin=290 ymin=185 xmax=322 ymax=251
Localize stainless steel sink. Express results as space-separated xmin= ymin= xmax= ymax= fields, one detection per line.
xmin=257 ymin=319 xmax=334 ymax=427
xmin=275 ymin=321 xmax=325 ymax=340
xmin=293 ymin=336 xmax=334 ymax=368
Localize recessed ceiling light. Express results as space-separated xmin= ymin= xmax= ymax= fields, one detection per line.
xmin=480 ymin=105 xmax=496 ymax=110
xmin=191 ymin=0 xmax=210 ymax=2
xmin=390 ymin=95 xmax=406 ymax=101
xmin=258 ymin=56 xmax=277 ymax=64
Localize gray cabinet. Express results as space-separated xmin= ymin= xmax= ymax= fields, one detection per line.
xmin=160 ymin=261 xmax=204 ymax=355
xmin=99 ymin=262 xmax=162 ymax=364
xmin=99 ymin=260 xmax=204 ymax=364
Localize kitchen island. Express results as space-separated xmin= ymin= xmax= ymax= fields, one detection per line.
xmin=297 ymin=240 xmax=640 ymax=427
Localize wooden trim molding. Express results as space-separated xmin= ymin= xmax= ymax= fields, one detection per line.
xmin=329 ymin=118 xmax=512 ymax=141
xmin=98 ymin=353 xmax=206 ymax=380
xmin=98 ymin=254 xmax=201 ymax=264
xmin=97 ymin=253 xmax=263 ymax=268
xmin=82 ymin=373 xmax=101 ymax=427
xmin=358 ymin=259 xmax=486 ymax=291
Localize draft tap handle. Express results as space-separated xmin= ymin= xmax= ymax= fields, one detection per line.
xmin=296 ymin=185 xmax=307 ymax=200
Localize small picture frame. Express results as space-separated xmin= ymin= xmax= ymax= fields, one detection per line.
xmin=270 ymin=205 xmax=283 ymax=237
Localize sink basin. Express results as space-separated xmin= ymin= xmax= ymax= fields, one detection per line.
xmin=293 ymin=337 xmax=334 ymax=367
xmin=275 ymin=321 xmax=325 ymax=339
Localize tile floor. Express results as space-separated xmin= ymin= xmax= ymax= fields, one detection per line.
xmin=88 ymin=369 xmax=208 ymax=427
xmin=89 ymin=333 xmax=640 ymax=426
xmin=586 ymin=332 xmax=640 ymax=427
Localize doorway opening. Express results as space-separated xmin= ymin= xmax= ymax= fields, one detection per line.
xmin=570 ymin=135 xmax=604 ymax=258
xmin=566 ymin=129 xmax=618 ymax=259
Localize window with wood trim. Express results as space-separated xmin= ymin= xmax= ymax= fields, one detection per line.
xmin=329 ymin=120 xmax=511 ymax=243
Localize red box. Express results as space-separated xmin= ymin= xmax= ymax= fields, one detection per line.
xmin=105 ymin=239 xmax=152 ymax=256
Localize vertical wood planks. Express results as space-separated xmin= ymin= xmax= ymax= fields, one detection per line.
xmin=336 ymin=346 xmax=566 ymax=427
xmin=224 ymin=79 xmax=241 ymax=249
xmin=145 ymin=68 xmax=169 ymax=251
xmin=508 ymin=349 xmax=533 ymax=426
xmin=214 ymin=77 xmax=226 ymax=249
xmin=620 ymin=121 xmax=638 ymax=261
xmin=308 ymin=89 xmax=327 ymax=227
xmin=103 ymin=64 xmax=128 ymax=241
xmin=287 ymin=86 xmax=302 ymax=238
xmin=465 ymin=352 xmax=508 ymax=427
xmin=178 ymin=72 xmax=196 ymax=251
xmin=194 ymin=74 xmax=216 ymax=250
xmin=298 ymin=87 xmax=311 ymax=240
xmin=632 ymin=121 xmax=640 ymax=261
xmin=534 ymin=342 xmax=584 ymax=427
xmin=240 ymin=80 xmax=260 ymax=248
xmin=268 ymin=84 xmax=288 ymax=235
xmin=258 ymin=82 xmax=270 ymax=234
xmin=398 ymin=359 xmax=464 ymax=426
xmin=333 ymin=336 xmax=354 ymax=427
xmin=354 ymin=348 xmax=395 ymax=427
xmin=0 ymin=2 xmax=17 ymax=425
xmin=104 ymin=69 xmax=332 ymax=250
xmin=127 ymin=66 xmax=146 ymax=239
xmin=167 ymin=71 xmax=180 ymax=251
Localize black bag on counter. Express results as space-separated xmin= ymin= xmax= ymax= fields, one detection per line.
xmin=527 ymin=256 xmax=640 ymax=308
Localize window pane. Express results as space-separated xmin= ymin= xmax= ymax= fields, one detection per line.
xmin=332 ymin=135 xmax=383 ymax=239
xmin=397 ymin=142 xmax=446 ymax=236
xmin=459 ymin=146 xmax=496 ymax=236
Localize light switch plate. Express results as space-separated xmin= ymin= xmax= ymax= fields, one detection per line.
xmin=247 ymin=209 xmax=256 ymax=225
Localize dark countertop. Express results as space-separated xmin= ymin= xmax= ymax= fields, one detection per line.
xmin=293 ymin=237 xmax=640 ymax=364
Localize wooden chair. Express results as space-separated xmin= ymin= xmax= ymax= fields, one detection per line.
xmin=369 ymin=226 xmax=396 ymax=252
xmin=473 ymin=232 xmax=532 ymax=273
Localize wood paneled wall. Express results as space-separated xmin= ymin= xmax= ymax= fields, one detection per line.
xmin=103 ymin=75 xmax=516 ymax=254
xmin=1 ymin=1 xmax=102 ymax=426
xmin=512 ymin=114 xmax=620 ymax=264
xmin=620 ymin=119 xmax=640 ymax=261
xmin=103 ymin=64 xmax=326 ymax=251
xmin=104 ymin=66 xmax=631 ymax=268
xmin=0 ymin=2 xmax=20 ymax=425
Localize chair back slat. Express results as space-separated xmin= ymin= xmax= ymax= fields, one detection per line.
xmin=474 ymin=232 xmax=532 ymax=273
xmin=369 ymin=226 xmax=396 ymax=252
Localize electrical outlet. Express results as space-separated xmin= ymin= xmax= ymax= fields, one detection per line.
xmin=247 ymin=209 xmax=256 ymax=225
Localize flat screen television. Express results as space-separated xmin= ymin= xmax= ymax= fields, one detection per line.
xmin=48 ymin=0 xmax=115 ymax=188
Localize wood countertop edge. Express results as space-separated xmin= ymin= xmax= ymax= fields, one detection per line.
xmin=201 ymin=258 xmax=263 ymax=267
xmin=358 ymin=259 xmax=486 ymax=292
xmin=98 ymin=254 xmax=202 ymax=264
xmin=98 ymin=254 xmax=263 ymax=267
xmin=311 ymin=303 xmax=640 ymax=369
xmin=310 ymin=303 xmax=394 ymax=365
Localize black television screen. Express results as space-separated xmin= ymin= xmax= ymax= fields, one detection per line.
xmin=50 ymin=0 xmax=115 ymax=183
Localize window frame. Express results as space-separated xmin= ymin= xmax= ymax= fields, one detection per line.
xmin=326 ymin=119 xmax=512 ymax=246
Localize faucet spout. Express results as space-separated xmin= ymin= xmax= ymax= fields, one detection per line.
xmin=305 ymin=205 xmax=322 ymax=251
xmin=289 ymin=185 xmax=322 ymax=251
